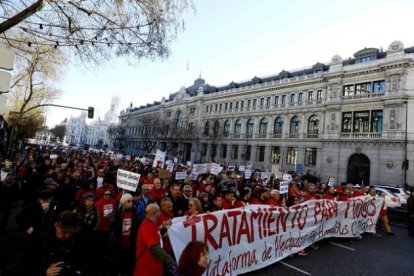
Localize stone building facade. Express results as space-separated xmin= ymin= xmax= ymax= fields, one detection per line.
xmin=119 ymin=41 xmax=414 ymax=186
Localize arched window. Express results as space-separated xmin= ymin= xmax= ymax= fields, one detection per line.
xmin=176 ymin=111 xmax=183 ymax=128
xmin=259 ymin=118 xmax=268 ymax=137
xmin=213 ymin=120 xmax=220 ymax=135
xmin=289 ymin=116 xmax=300 ymax=137
xmin=307 ymin=115 xmax=319 ymax=137
xmin=204 ymin=121 xmax=210 ymax=135
xmin=246 ymin=119 xmax=254 ymax=137
xmin=223 ymin=120 xmax=230 ymax=136
xmin=234 ymin=120 xmax=241 ymax=136
xmin=273 ymin=117 xmax=283 ymax=137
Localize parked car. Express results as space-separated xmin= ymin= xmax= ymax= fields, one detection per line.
xmin=374 ymin=187 xmax=401 ymax=208
xmin=374 ymin=185 xmax=409 ymax=205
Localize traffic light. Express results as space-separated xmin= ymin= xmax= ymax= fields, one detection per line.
xmin=87 ymin=107 xmax=94 ymax=119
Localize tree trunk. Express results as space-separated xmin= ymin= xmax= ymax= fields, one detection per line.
xmin=0 ymin=0 xmax=45 ymax=34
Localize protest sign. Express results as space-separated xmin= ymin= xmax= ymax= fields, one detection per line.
xmin=282 ymin=173 xmax=292 ymax=181
xmin=239 ymin=165 xmax=245 ymax=172
xmin=328 ymin=176 xmax=336 ymax=187
xmin=279 ymin=181 xmax=289 ymax=194
xmin=116 ymin=154 xmax=123 ymax=160
xmin=166 ymin=163 xmax=175 ymax=173
xmin=125 ymin=155 xmax=131 ymax=161
xmin=153 ymin=150 xmax=166 ymax=168
xmin=210 ymin=163 xmax=223 ymax=175
xmin=50 ymin=154 xmax=58 ymax=160
xmin=244 ymin=169 xmax=252 ymax=179
xmin=116 ymin=169 xmax=140 ymax=192
xmin=158 ymin=169 xmax=172 ymax=179
xmin=228 ymin=165 xmax=235 ymax=171
xmin=175 ymin=171 xmax=187 ymax=180
xmin=169 ymin=197 xmax=383 ymax=275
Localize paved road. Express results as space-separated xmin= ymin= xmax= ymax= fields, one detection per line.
xmin=243 ymin=225 xmax=413 ymax=276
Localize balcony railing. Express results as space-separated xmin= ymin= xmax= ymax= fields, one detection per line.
xmin=289 ymin=133 xmax=299 ymax=138
xmin=306 ymin=133 xmax=319 ymax=138
xmin=273 ymin=133 xmax=282 ymax=138
xmin=340 ymin=132 xmax=382 ymax=139
xmin=342 ymin=92 xmax=385 ymax=100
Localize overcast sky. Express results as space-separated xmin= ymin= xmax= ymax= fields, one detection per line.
xmin=43 ymin=0 xmax=414 ymax=127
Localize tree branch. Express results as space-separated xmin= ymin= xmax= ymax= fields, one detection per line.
xmin=0 ymin=0 xmax=45 ymax=34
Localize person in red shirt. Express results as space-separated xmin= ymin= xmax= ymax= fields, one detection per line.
xmin=339 ymin=184 xmax=354 ymax=201
xmin=304 ymin=183 xmax=322 ymax=201
xmin=353 ymin=185 xmax=367 ymax=197
xmin=234 ymin=188 xmax=252 ymax=208
xmin=267 ymin=189 xmax=286 ymax=207
xmin=148 ymin=178 xmax=166 ymax=204
xmin=95 ymin=179 xmax=116 ymax=200
xmin=250 ymin=188 xmax=269 ymax=205
xmin=222 ymin=190 xmax=236 ymax=209
xmin=323 ymin=186 xmax=337 ymax=200
xmin=158 ymin=198 xmax=174 ymax=255
xmin=134 ymin=204 xmax=176 ymax=276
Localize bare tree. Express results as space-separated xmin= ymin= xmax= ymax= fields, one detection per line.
xmin=0 ymin=0 xmax=194 ymax=64
xmin=50 ymin=123 xmax=66 ymax=141
xmin=107 ymin=123 xmax=125 ymax=152
xmin=4 ymin=44 xmax=63 ymax=156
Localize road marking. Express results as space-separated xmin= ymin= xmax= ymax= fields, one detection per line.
xmin=390 ymin=222 xmax=407 ymax=228
xmin=280 ymin=261 xmax=312 ymax=275
xmin=329 ymin=242 xmax=356 ymax=251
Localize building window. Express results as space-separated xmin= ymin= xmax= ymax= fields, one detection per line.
xmin=201 ymin=143 xmax=207 ymax=157
xmin=219 ymin=104 xmax=222 ymax=112
xmin=289 ymin=116 xmax=300 ymax=137
xmin=176 ymin=111 xmax=183 ymax=128
xmin=231 ymin=145 xmax=239 ymax=159
xmin=166 ymin=111 xmax=171 ymax=117
xmin=229 ymin=102 xmax=233 ymax=110
xmin=307 ymin=115 xmax=319 ymax=137
xmin=223 ymin=120 xmax=230 ymax=137
xmin=259 ymin=118 xmax=267 ymax=137
xmin=241 ymin=101 xmax=244 ymax=110
xmin=215 ymin=104 xmax=218 ymax=112
xmin=260 ymin=98 xmax=264 ymax=108
xmin=211 ymin=144 xmax=217 ymax=159
xmin=298 ymin=93 xmax=303 ymax=104
xmin=253 ymin=99 xmax=257 ymax=110
xmin=281 ymin=95 xmax=286 ymax=105
xmin=225 ymin=103 xmax=228 ymax=111
xmin=234 ymin=120 xmax=241 ymax=136
xmin=189 ymin=107 xmax=196 ymax=114
xmin=353 ymin=111 xmax=369 ymax=133
xmin=305 ymin=148 xmax=317 ymax=166
xmin=256 ymin=146 xmax=265 ymax=162
xmin=290 ymin=94 xmax=295 ymax=104
xmin=342 ymin=112 xmax=352 ymax=132
xmin=204 ymin=121 xmax=210 ymax=135
xmin=273 ymin=117 xmax=283 ymax=137
xmin=205 ymin=106 xmax=209 ymax=113
xmin=247 ymin=100 xmax=251 ymax=110
xmin=213 ymin=120 xmax=220 ymax=135
xmin=235 ymin=102 xmax=239 ymax=110
xmin=360 ymin=56 xmax=372 ymax=63
xmin=355 ymin=83 xmax=371 ymax=95
xmin=266 ymin=97 xmax=270 ymax=107
xmin=221 ymin=145 xmax=227 ymax=158
xmin=373 ymin=80 xmax=385 ymax=93
xmin=308 ymin=91 xmax=314 ymax=101
xmin=287 ymin=147 xmax=297 ymax=165
xmin=246 ymin=119 xmax=254 ymax=137
xmin=274 ymin=96 xmax=279 ymax=106
xmin=210 ymin=105 xmax=213 ymax=113
xmin=343 ymin=85 xmax=354 ymax=96
xmin=271 ymin=146 xmax=280 ymax=163
xmin=317 ymin=90 xmax=322 ymax=101
xmin=243 ymin=145 xmax=251 ymax=161
xmin=371 ymin=110 xmax=383 ymax=132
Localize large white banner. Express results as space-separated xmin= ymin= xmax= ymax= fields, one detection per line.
xmin=169 ymin=197 xmax=383 ymax=275
xmin=116 ymin=169 xmax=141 ymax=192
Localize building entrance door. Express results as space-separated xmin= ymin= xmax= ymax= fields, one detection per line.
xmin=347 ymin=153 xmax=370 ymax=185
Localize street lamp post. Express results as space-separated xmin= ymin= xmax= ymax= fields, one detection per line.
xmin=403 ymin=100 xmax=408 ymax=188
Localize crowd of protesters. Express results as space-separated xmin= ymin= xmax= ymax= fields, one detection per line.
xmin=0 ymin=145 xmax=408 ymax=276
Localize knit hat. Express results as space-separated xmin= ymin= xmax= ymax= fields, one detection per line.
xmin=120 ymin=193 xmax=133 ymax=205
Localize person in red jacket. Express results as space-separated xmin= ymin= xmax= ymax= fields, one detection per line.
xmin=95 ymin=179 xmax=116 ymax=200
xmin=353 ymin=185 xmax=367 ymax=197
xmin=158 ymin=198 xmax=174 ymax=255
xmin=134 ymin=204 xmax=176 ymax=276
xmin=323 ymin=186 xmax=337 ymax=200
xmin=148 ymin=178 xmax=166 ymax=204
xmin=250 ymin=188 xmax=269 ymax=205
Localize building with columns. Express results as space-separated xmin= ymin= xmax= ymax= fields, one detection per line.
xmin=66 ymin=96 xmax=119 ymax=148
xmin=119 ymin=41 xmax=414 ymax=186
